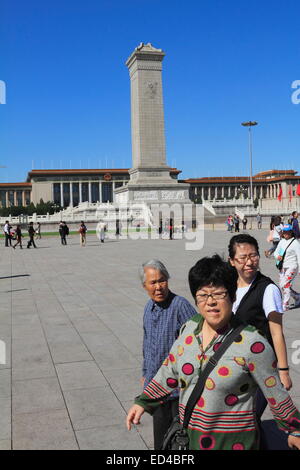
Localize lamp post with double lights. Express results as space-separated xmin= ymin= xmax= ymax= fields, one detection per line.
xmin=241 ymin=121 xmax=258 ymax=203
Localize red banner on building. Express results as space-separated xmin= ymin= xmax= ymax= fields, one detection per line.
xmin=277 ymin=186 xmax=283 ymax=201
xmin=297 ymin=184 xmax=300 ymax=197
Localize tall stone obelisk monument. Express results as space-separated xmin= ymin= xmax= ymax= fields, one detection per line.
xmin=115 ymin=43 xmax=191 ymax=204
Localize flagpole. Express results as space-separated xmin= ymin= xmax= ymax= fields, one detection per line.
xmin=241 ymin=121 xmax=258 ymax=203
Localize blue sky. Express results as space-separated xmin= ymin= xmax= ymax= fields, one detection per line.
xmin=1 ymin=0 xmax=300 ymax=182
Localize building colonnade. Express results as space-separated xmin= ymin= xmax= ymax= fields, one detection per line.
xmin=0 ymin=189 xmax=31 ymax=208
xmin=190 ymin=182 xmax=287 ymax=201
xmin=53 ymin=180 xmax=126 ymax=208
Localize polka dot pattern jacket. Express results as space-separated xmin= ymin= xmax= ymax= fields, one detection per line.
xmin=135 ymin=314 xmax=300 ymax=450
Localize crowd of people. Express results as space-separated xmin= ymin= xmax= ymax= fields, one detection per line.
xmin=126 ymin=234 xmax=300 ymax=450
xmin=226 ymin=214 xmax=249 ymax=232
xmin=2 ymin=219 xmax=108 ymax=248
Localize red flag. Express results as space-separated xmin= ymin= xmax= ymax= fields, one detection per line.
xmin=288 ymin=185 xmax=293 ymax=202
xmin=297 ymin=184 xmax=300 ymax=197
xmin=277 ymin=186 xmax=283 ymax=201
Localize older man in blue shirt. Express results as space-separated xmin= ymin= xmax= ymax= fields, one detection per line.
xmin=140 ymin=259 xmax=197 ymax=450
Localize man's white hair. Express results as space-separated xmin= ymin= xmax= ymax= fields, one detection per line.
xmin=139 ymin=259 xmax=170 ymax=284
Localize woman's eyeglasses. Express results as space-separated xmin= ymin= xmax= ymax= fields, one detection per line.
xmin=196 ymin=291 xmax=228 ymax=303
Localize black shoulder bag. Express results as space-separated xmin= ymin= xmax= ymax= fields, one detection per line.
xmin=276 ymin=238 xmax=295 ymax=270
xmin=161 ymin=323 xmax=245 ymax=450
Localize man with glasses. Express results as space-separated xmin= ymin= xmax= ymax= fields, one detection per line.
xmin=140 ymin=259 xmax=197 ymax=450
xmin=228 ymin=234 xmax=292 ymax=448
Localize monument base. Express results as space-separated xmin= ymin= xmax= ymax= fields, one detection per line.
xmin=114 ymin=182 xmax=192 ymax=205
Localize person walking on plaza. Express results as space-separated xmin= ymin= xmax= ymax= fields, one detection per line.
xmin=169 ymin=218 xmax=174 ymax=240
xmin=27 ymin=222 xmax=37 ymax=249
xmin=35 ymin=222 xmax=42 ymax=239
xmin=242 ymin=216 xmax=248 ymax=230
xmin=98 ymin=220 xmax=107 ymax=243
xmin=127 ymin=255 xmax=300 ymax=450
xmin=139 ymin=259 xmax=197 ymax=450
xmin=291 ymin=211 xmax=300 ymax=239
xmin=12 ymin=225 xmax=23 ymax=249
xmin=265 ymin=215 xmax=283 ymax=258
xmin=257 ymin=213 xmax=262 ymax=229
xmin=274 ymin=224 xmax=300 ymax=312
xmin=79 ymin=221 xmax=87 ymax=246
xmin=228 ymin=215 xmax=234 ymax=232
xmin=233 ymin=214 xmax=240 ymax=232
xmin=4 ymin=220 xmax=12 ymax=247
xmin=59 ymin=221 xmax=69 ymax=245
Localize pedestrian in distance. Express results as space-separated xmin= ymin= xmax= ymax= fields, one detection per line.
xmin=59 ymin=221 xmax=69 ymax=245
xmin=274 ymin=224 xmax=300 ymax=312
xmin=169 ymin=218 xmax=174 ymax=240
xmin=265 ymin=215 xmax=283 ymax=258
xmin=12 ymin=225 xmax=23 ymax=249
xmin=98 ymin=220 xmax=107 ymax=243
xmin=257 ymin=213 xmax=262 ymax=229
xmin=27 ymin=222 xmax=37 ymax=249
xmin=35 ymin=222 xmax=42 ymax=239
xmin=126 ymin=255 xmax=300 ymax=450
xmin=137 ymin=259 xmax=197 ymax=450
xmin=291 ymin=211 xmax=300 ymax=239
xmin=3 ymin=220 xmax=12 ymax=247
xmin=79 ymin=221 xmax=87 ymax=246
xmin=233 ymin=214 xmax=240 ymax=232
xmin=242 ymin=216 xmax=248 ymax=230
xmin=227 ymin=215 xmax=234 ymax=232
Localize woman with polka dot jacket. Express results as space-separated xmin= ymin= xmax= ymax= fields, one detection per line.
xmin=126 ymin=255 xmax=300 ymax=450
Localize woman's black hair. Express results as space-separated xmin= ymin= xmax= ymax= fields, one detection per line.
xmin=228 ymin=234 xmax=259 ymax=260
xmin=188 ymin=254 xmax=238 ymax=303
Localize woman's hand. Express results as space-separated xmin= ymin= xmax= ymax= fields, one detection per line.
xmin=279 ymin=370 xmax=293 ymax=390
xmin=288 ymin=434 xmax=300 ymax=450
xmin=126 ymin=405 xmax=145 ymax=430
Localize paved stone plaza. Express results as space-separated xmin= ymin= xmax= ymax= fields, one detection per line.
xmin=0 ymin=229 xmax=299 ymax=450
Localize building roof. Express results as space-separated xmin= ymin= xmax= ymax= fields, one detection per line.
xmin=183 ymin=173 xmax=300 ymax=185
xmin=0 ymin=182 xmax=32 ymax=188
xmin=27 ymin=168 xmax=181 ymax=182
xmin=254 ymin=169 xmax=297 ymax=178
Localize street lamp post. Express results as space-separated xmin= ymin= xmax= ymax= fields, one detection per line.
xmin=241 ymin=121 xmax=258 ymax=203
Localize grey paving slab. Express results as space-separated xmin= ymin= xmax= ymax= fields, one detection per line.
xmin=0 ymin=369 xmax=11 ymax=399
xmin=12 ymin=377 xmax=66 ymax=415
xmin=75 ymin=425 xmax=148 ymax=450
xmin=42 ymin=325 xmax=93 ymax=364
xmin=63 ymin=386 xmax=125 ymax=430
xmin=103 ymin=368 xmax=142 ymax=402
xmin=12 ymin=339 xmax=56 ymax=381
xmin=12 ymin=409 xmax=78 ymax=450
xmin=0 ymin=397 xmax=11 ymax=440
xmin=0 ymin=440 xmax=12 ymax=450
xmin=0 ymin=229 xmax=299 ymax=450
xmin=56 ymin=361 xmax=107 ymax=391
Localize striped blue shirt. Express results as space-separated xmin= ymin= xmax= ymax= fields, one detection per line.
xmin=143 ymin=291 xmax=197 ymax=397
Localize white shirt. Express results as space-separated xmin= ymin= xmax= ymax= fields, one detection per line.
xmin=233 ymin=282 xmax=283 ymax=318
xmin=272 ymin=224 xmax=283 ymax=241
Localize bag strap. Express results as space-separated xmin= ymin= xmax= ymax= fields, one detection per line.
xmin=280 ymin=238 xmax=295 ymax=265
xmin=182 ymin=323 xmax=245 ymax=429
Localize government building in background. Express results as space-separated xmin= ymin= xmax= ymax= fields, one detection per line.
xmin=0 ymin=168 xmax=300 ymax=211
